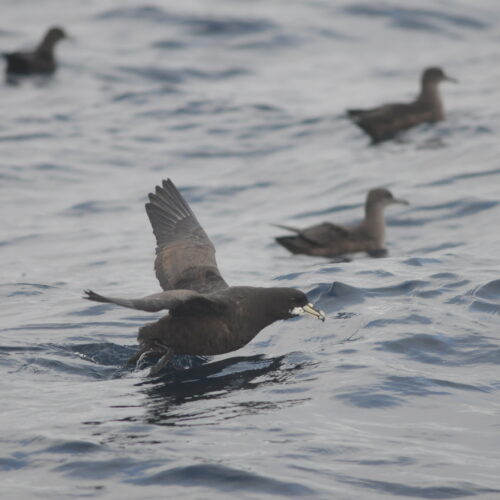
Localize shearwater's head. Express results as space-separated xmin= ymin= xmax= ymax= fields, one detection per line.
xmin=362 ymin=189 xmax=408 ymax=248
xmin=422 ymin=67 xmax=458 ymax=86
xmin=262 ymin=288 xmax=325 ymax=322
xmin=366 ymin=188 xmax=409 ymax=211
xmin=38 ymin=27 xmax=68 ymax=52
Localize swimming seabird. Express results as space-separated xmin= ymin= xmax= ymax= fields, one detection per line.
xmin=3 ymin=26 xmax=68 ymax=76
xmin=347 ymin=67 xmax=457 ymax=143
xmin=84 ymin=179 xmax=325 ymax=374
xmin=275 ymin=188 xmax=408 ymax=258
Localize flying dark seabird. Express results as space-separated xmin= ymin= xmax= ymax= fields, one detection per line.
xmin=85 ymin=179 xmax=325 ymax=374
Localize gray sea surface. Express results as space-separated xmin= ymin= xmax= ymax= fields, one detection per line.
xmin=1 ymin=0 xmax=500 ymax=498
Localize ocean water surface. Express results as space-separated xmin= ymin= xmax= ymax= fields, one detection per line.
xmin=1 ymin=0 xmax=500 ymax=498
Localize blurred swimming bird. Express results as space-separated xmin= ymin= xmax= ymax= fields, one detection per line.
xmin=347 ymin=67 xmax=457 ymax=143
xmin=275 ymin=188 xmax=408 ymax=258
xmin=3 ymin=26 xmax=68 ymax=77
xmin=84 ymin=179 xmax=325 ymax=375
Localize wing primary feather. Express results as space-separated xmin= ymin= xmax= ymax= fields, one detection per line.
xmin=149 ymin=192 xmax=186 ymax=221
xmin=162 ymin=179 xmax=194 ymax=214
xmin=146 ymin=204 xmax=179 ymax=228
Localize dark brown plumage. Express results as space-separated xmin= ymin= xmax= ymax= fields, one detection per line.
xmin=84 ymin=179 xmax=325 ymax=374
xmin=347 ymin=67 xmax=457 ymax=143
xmin=275 ymin=188 xmax=408 ymax=258
xmin=3 ymin=27 xmax=68 ymax=76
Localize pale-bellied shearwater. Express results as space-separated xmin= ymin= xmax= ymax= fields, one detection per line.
xmin=347 ymin=67 xmax=457 ymax=143
xmin=275 ymin=188 xmax=408 ymax=258
xmin=84 ymin=179 xmax=325 ymax=375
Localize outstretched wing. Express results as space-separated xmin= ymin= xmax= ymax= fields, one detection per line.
xmin=83 ymin=289 xmax=225 ymax=314
xmin=146 ymin=179 xmax=228 ymax=293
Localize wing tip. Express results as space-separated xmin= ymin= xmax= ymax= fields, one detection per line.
xmin=153 ymin=178 xmax=176 ymax=196
xmin=148 ymin=179 xmax=189 ymax=207
xmin=162 ymin=178 xmax=174 ymax=190
xmin=146 ymin=178 xmax=194 ymax=223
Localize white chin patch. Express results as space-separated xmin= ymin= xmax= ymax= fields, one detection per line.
xmin=291 ymin=306 xmax=305 ymax=316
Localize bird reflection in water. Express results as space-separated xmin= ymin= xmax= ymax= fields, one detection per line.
xmin=135 ymin=353 xmax=314 ymax=426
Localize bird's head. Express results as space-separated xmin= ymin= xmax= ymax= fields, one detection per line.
xmin=40 ymin=27 xmax=70 ymax=49
xmin=366 ymin=188 xmax=409 ymax=210
xmin=268 ymin=288 xmax=326 ymax=322
xmin=422 ymin=67 xmax=458 ymax=85
xmin=48 ymin=27 xmax=67 ymax=41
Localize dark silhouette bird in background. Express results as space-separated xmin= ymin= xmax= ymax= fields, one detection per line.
xmin=3 ymin=26 xmax=68 ymax=77
xmin=347 ymin=67 xmax=457 ymax=143
xmin=275 ymin=188 xmax=408 ymax=259
xmin=84 ymin=179 xmax=325 ymax=375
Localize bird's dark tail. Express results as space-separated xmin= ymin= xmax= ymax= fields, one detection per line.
xmin=346 ymin=110 xmax=382 ymax=143
xmin=270 ymin=223 xmax=301 ymax=234
xmin=346 ymin=109 xmax=366 ymax=121
xmin=275 ymin=236 xmax=310 ymax=255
